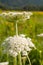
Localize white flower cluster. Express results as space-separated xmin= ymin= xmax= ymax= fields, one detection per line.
xmin=0 ymin=62 xmax=8 ymax=65
xmin=0 ymin=12 xmax=33 ymax=20
xmin=37 ymin=33 xmax=43 ymax=37
xmin=2 ymin=34 xmax=35 ymax=57
xmin=1 ymin=12 xmax=33 ymax=16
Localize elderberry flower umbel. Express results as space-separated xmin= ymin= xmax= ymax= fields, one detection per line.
xmin=2 ymin=34 xmax=36 ymax=57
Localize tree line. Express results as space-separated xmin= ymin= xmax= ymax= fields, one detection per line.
xmin=0 ymin=4 xmax=43 ymax=11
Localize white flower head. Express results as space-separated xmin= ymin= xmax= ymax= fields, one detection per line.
xmin=0 ymin=62 xmax=9 ymax=65
xmin=2 ymin=34 xmax=35 ymax=57
xmin=37 ymin=33 xmax=43 ymax=37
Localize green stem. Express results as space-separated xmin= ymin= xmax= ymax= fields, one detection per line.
xmin=17 ymin=53 xmax=22 ymax=65
xmin=7 ymin=52 xmax=9 ymax=61
xmin=16 ymin=21 xmax=18 ymax=36
xmin=13 ymin=56 xmax=17 ymax=65
xmin=27 ymin=55 xmax=32 ymax=65
xmin=22 ymin=56 xmax=26 ymax=65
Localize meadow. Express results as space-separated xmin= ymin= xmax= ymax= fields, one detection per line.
xmin=0 ymin=11 xmax=43 ymax=65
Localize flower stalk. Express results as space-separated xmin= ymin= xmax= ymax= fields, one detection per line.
xmin=13 ymin=56 xmax=17 ymax=65
xmin=27 ymin=54 xmax=32 ymax=65
xmin=16 ymin=21 xmax=18 ymax=36
xmin=22 ymin=56 xmax=26 ymax=65
xmin=17 ymin=53 xmax=22 ymax=65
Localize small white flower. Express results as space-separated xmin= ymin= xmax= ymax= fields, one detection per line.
xmin=24 ymin=46 xmax=32 ymax=52
xmin=16 ymin=47 xmax=21 ymax=53
xmin=0 ymin=62 xmax=9 ymax=65
xmin=27 ymin=37 xmax=35 ymax=48
xmin=12 ymin=51 xmax=18 ymax=57
xmin=2 ymin=12 xmax=8 ymax=16
xmin=27 ymin=37 xmax=31 ymax=41
xmin=19 ymin=34 xmax=26 ymax=38
xmin=37 ymin=33 xmax=43 ymax=37
xmin=4 ymin=36 xmax=12 ymax=42
xmin=9 ymin=50 xmax=18 ymax=57
xmin=26 ymin=15 xmax=30 ymax=19
xmin=22 ymin=51 xmax=27 ymax=56
xmin=9 ymin=49 xmax=13 ymax=54
xmin=28 ymin=12 xmax=33 ymax=16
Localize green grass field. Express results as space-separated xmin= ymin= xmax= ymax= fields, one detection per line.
xmin=0 ymin=11 xmax=43 ymax=65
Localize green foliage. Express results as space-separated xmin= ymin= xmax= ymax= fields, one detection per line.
xmin=29 ymin=49 xmax=41 ymax=65
xmin=0 ymin=54 xmax=8 ymax=62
